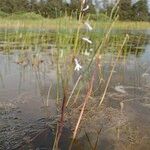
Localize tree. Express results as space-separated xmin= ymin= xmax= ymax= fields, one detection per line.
xmin=131 ymin=0 xmax=149 ymax=21
xmin=118 ymin=0 xmax=132 ymax=20
xmin=0 ymin=0 xmax=29 ymax=13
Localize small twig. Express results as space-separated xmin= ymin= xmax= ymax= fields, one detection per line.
xmin=73 ymin=85 xmax=82 ymax=104
xmin=66 ymin=75 xmax=82 ymax=106
xmin=46 ymin=83 xmax=52 ymax=106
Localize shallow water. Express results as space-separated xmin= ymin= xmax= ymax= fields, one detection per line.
xmin=69 ymin=43 xmax=150 ymax=150
xmin=0 ymin=51 xmax=59 ymax=149
xmin=0 ymin=33 xmax=150 ymax=149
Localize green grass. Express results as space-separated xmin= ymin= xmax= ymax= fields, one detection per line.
xmin=0 ymin=12 xmax=149 ymax=31
xmin=0 ymin=10 xmax=8 ymax=18
xmin=6 ymin=12 xmax=44 ymax=20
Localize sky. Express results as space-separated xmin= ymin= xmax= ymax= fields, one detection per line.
xmin=63 ymin=0 xmax=150 ymax=12
xmin=63 ymin=0 xmax=150 ymax=10
xmin=62 ymin=0 xmax=71 ymax=4
xmin=148 ymin=0 xmax=150 ymax=11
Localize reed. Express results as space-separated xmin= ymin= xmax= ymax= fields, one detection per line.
xmin=0 ymin=0 xmax=148 ymax=149
xmin=69 ymin=73 xmax=94 ymax=150
xmin=98 ymin=34 xmax=129 ymax=107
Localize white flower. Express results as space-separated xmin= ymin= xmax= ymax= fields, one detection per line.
xmin=84 ymin=22 xmax=93 ymax=31
xmin=82 ymin=37 xmax=92 ymax=44
xmin=89 ymin=48 xmax=93 ymax=52
xmin=82 ymin=0 xmax=86 ymax=5
xmin=84 ymin=50 xmax=90 ymax=56
xmin=74 ymin=58 xmax=82 ymax=71
xmin=82 ymin=5 xmax=89 ymax=11
xmin=142 ymin=73 xmax=149 ymax=77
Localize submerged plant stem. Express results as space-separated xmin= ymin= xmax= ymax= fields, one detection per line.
xmin=53 ymin=79 xmax=67 ymax=150
xmin=66 ymin=75 xmax=82 ymax=106
xmin=98 ymin=34 xmax=129 ymax=107
xmin=69 ymin=73 xmax=94 ymax=150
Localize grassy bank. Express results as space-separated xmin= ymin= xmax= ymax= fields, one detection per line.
xmin=0 ymin=12 xmax=150 ymax=31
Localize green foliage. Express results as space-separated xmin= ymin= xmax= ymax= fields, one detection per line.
xmin=86 ymin=13 xmax=110 ymax=21
xmin=0 ymin=0 xmax=149 ymax=21
xmin=118 ymin=0 xmax=150 ymax=21
xmin=38 ymin=0 xmax=64 ymax=18
xmin=0 ymin=10 xmax=8 ymax=18
xmin=131 ymin=0 xmax=149 ymax=21
xmin=0 ymin=0 xmax=29 ymax=13
xmin=118 ymin=0 xmax=132 ymax=20
xmin=6 ymin=12 xmax=44 ymax=20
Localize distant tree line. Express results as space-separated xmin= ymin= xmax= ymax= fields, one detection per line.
xmin=0 ymin=0 xmax=64 ymax=17
xmin=118 ymin=0 xmax=150 ymax=21
xmin=0 ymin=0 xmax=149 ymax=21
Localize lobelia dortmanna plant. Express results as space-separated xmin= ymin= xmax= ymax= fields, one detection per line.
xmin=73 ymin=0 xmax=93 ymax=72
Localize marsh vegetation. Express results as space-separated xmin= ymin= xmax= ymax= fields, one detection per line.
xmin=0 ymin=1 xmax=150 ymax=150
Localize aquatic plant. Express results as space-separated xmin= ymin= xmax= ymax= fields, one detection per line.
xmin=0 ymin=0 xmax=149 ymax=149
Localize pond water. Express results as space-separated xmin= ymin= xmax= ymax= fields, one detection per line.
xmin=0 ymin=31 xmax=150 ymax=149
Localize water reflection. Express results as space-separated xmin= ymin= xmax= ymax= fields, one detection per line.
xmin=0 ymin=51 xmax=57 ymax=121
